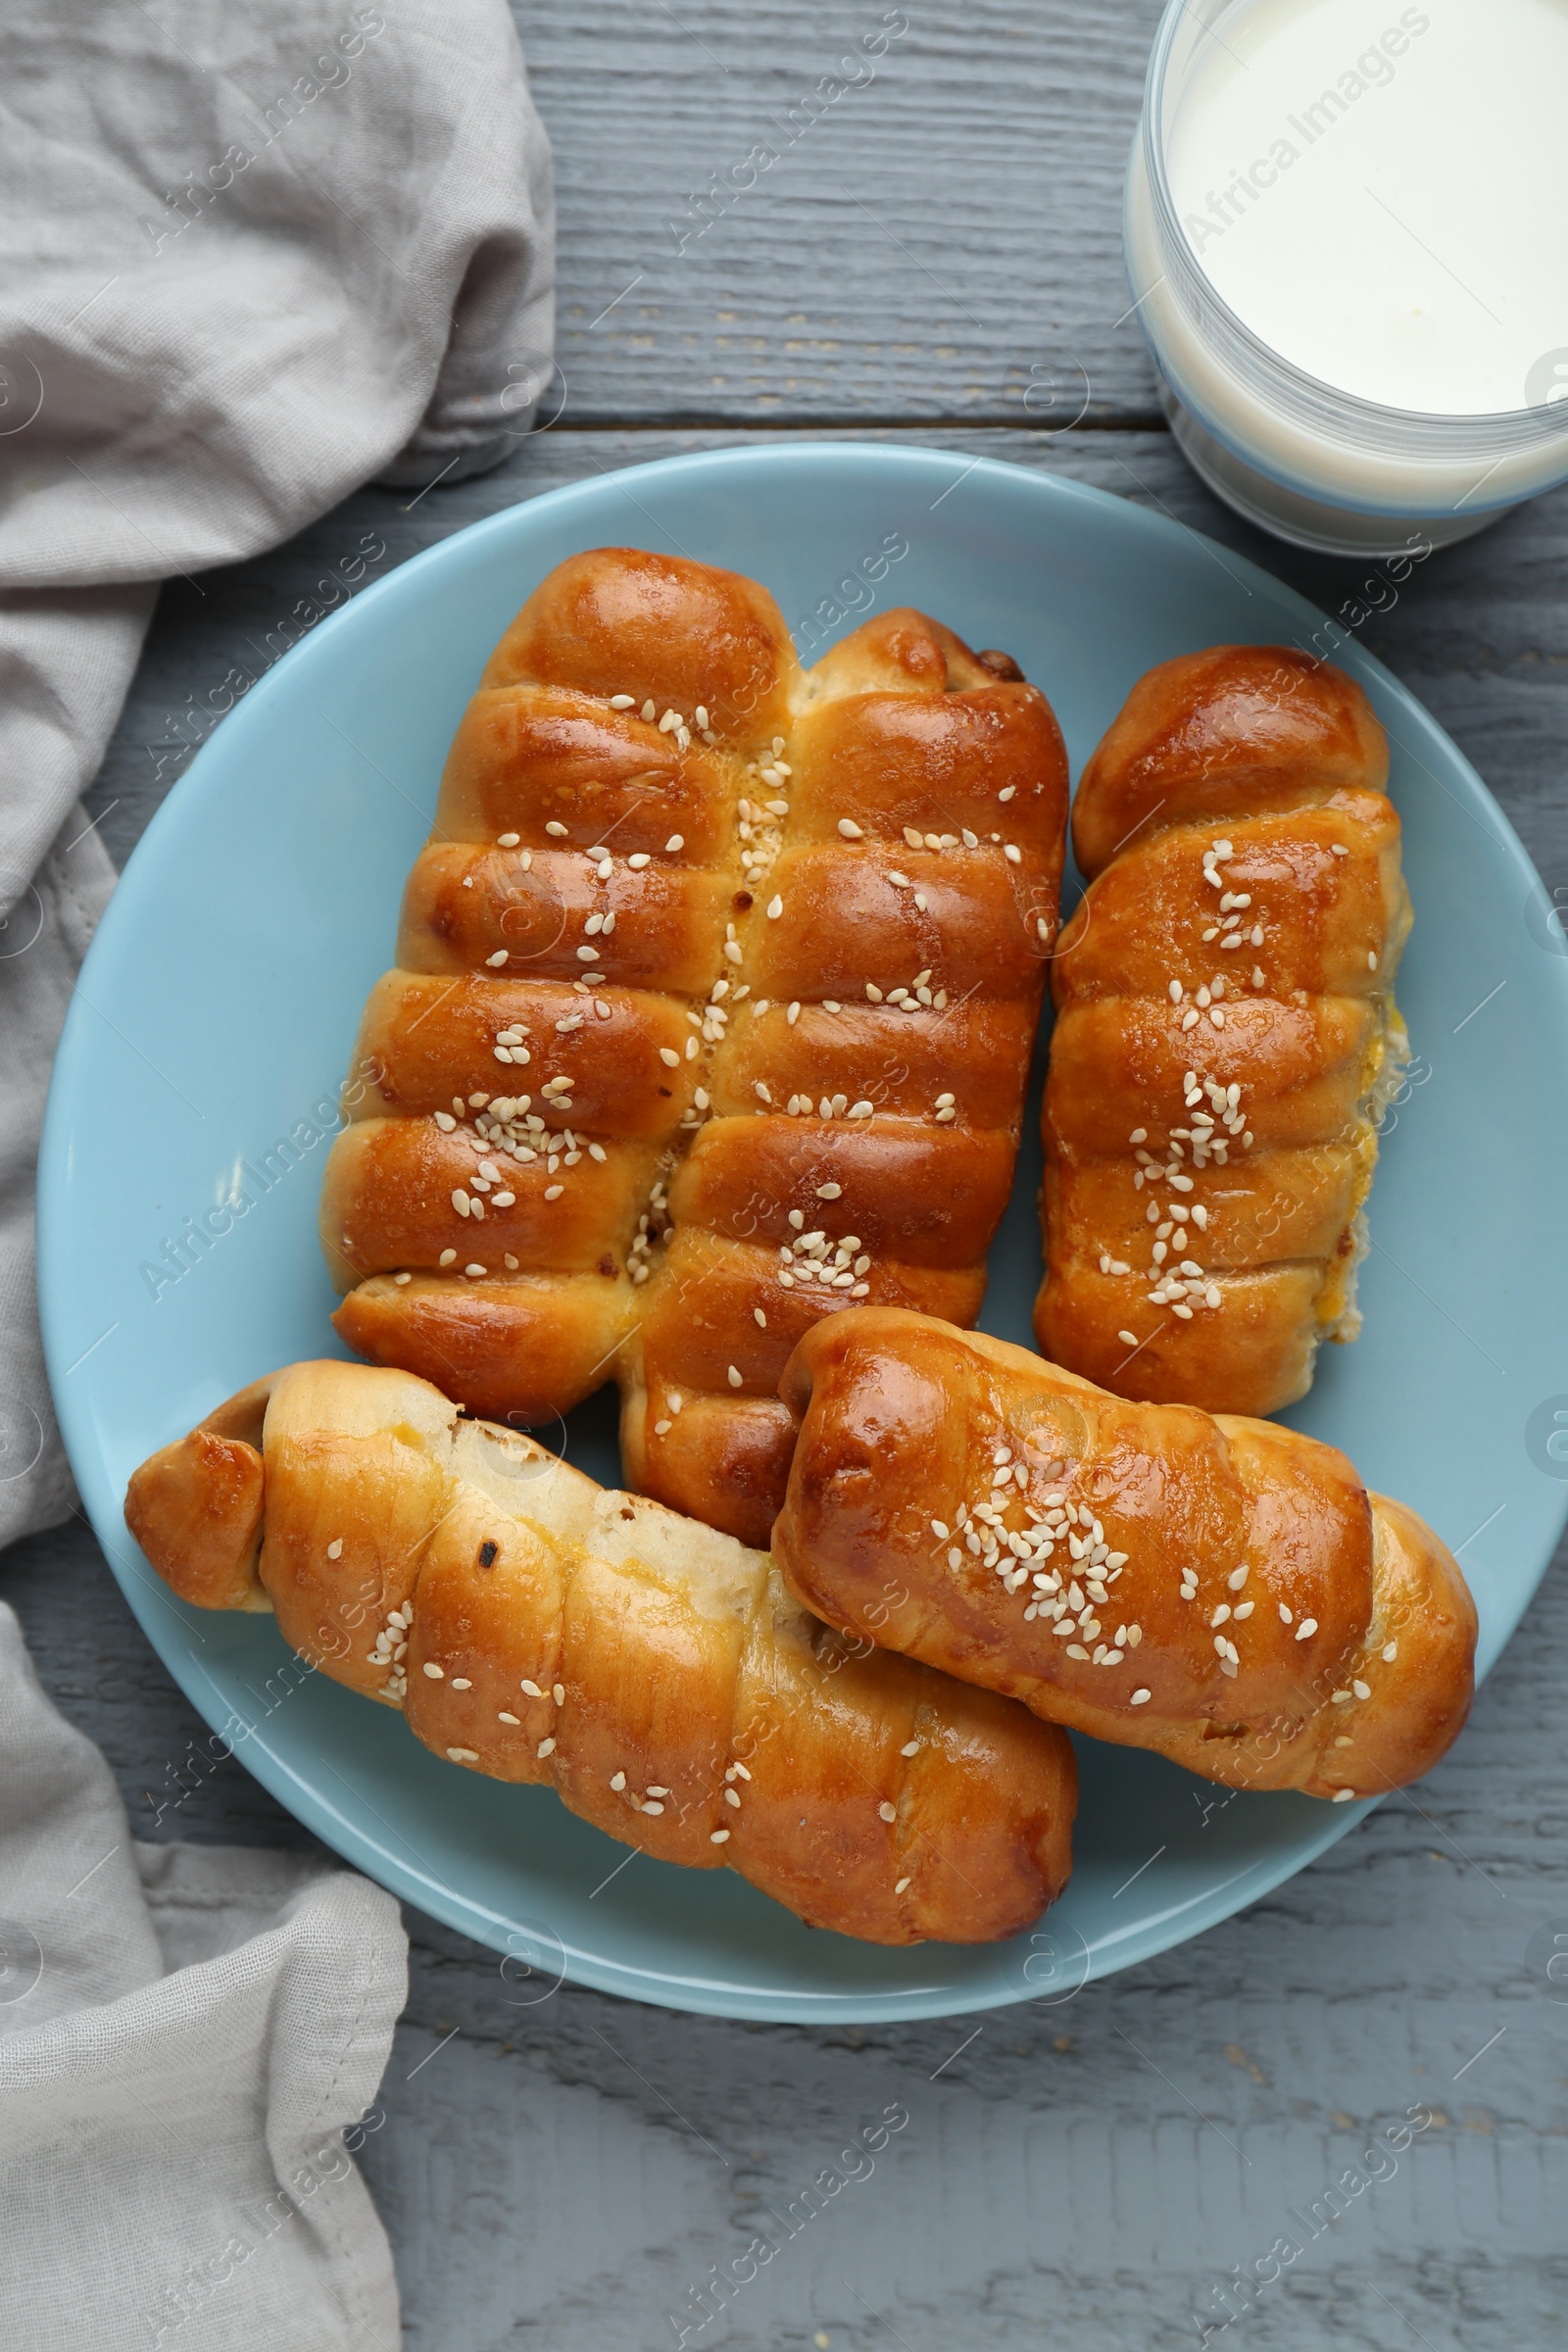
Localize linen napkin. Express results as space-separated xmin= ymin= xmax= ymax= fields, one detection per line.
xmin=0 ymin=1602 xmax=409 ymax=2350
xmin=0 ymin=0 xmax=556 ymax=1550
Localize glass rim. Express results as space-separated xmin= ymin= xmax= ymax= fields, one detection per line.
xmin=1141 ymin=0 xmax=1568 ymax=453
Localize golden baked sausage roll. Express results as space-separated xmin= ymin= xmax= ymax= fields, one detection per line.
xmin=321 ymin=548 xmax=1069 ymax=1542
xmin=125 ymin=1361 xmax=1077 ymax=1946
xmin=773 ymin=1308 xmax=1476 ymax=1802
xmin=1034 ymin=645 xmax=1410 ymax=1414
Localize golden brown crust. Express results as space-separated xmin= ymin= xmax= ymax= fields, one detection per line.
xmin=322 ymin=1118 xmax=658 ymax=1288
xmin=353 ymin=975 xmax=703 ymax=1130
xmin=123 ymin=1374 xmax=277 ymax=1610
xmin=324 ymin=549 xmax=1069 ymax=1539
xmin=479 ymin=547 xmax=798 ymax=732
xmin=333 ymin=1273 xmax=634 ymax=1425
xmin=398 ymin=845 xmax=733 ymax=997
xmin=1036 ymin=646 xmax=1411 ymax=1414
xmin=125 ymin=1359 xmax=1076 ymax=1946
xmin=774 ymin=1308 xmax=1476 ymax=1800
xmin=1069 ymin=644 xmax=1391 ymax=881
xmin=125 ymin=1428 xmax=267 ymax=1610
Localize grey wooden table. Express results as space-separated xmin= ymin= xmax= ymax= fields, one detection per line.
xmin=8 ymin=6 xmax=1568 ymax=2345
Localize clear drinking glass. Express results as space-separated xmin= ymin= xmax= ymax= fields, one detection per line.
xmin=1124 ymin=0 xmax=1568 ymax=555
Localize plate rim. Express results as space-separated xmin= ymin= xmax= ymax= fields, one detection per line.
xmin=40 ymin=435 xmax=1568 ymax=2022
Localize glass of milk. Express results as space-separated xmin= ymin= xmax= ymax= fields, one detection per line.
xmin=1124 ymin=0 xmax=1568 ymax=554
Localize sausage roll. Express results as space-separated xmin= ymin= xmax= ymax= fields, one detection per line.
xmin=1035 ymin=645 xmax=1410 ymax=1414
xmin=125 ymin=1360 xmax=1077 ymax=1945
xmin=773 ymin=1307 xmax=1475 ymax=1802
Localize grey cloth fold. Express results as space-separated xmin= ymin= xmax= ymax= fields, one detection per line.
xmin=0 ymin=0 xmax=555 ymax=1548
xmin=0 ymin=1602 xmax=410 ymax=2349
xmin=0 ymin=794 xmax=124 ymax=1540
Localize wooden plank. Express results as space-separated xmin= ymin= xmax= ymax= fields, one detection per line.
xmin=18 ymin=0 xmax=1568 ymax=2327
xmin=515 ymin=0 xmax=1168 ymax=423
xmin=24 ymin=418 xmax=1568 ymax=2346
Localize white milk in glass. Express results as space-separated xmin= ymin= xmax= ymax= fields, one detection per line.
xmin=1125 ymin=0 xmax=1568 ymax=548
xmin=1166 ymin=0 xmax=1568 ymax=416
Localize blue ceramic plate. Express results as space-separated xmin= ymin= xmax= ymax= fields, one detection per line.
xmin=39 ymin=444 xmax=1568 ymax=2022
